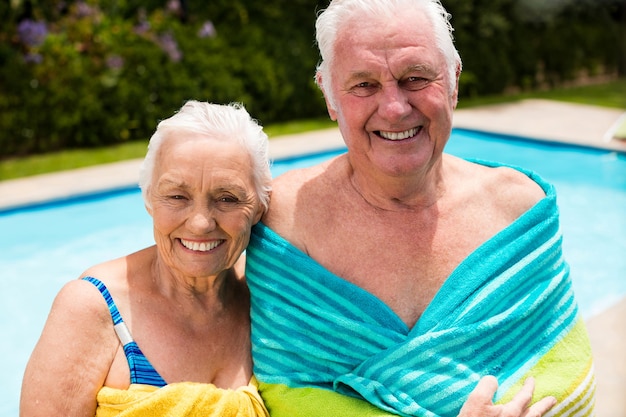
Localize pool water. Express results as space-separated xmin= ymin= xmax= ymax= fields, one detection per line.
xmin=1 ymin=128 xmax=625 ymax=416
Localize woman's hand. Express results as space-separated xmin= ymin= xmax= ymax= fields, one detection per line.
xmin=458 ymin=376 xmax=556 ymax=417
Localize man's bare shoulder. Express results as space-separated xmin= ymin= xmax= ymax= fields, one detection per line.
xmin=264 ymin=156 xmax=342 ymax=235
xmin=271 ymin=164 xmax=321 ymax=196
xmin=484 ymin=163 xmax=545 ymax=210
xmin=449 ymin=156 xmax=546 ymax=220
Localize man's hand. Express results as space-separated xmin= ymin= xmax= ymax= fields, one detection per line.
xmin=458 ymin=376 xmax=556 ymax=417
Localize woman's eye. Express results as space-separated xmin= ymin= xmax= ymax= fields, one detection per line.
xmin=218 ymin=195 xmax=239 ymax=203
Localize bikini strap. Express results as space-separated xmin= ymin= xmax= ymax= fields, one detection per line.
xmin=82 ymin=276 xmax=167 ymax=387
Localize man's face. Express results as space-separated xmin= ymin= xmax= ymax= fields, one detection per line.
xmin=325 ymin=8 xmax=459 ymax=179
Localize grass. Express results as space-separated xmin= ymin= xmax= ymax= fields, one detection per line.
xmin=457 ymin=78 xmax=626 ymax=110
xmin=2 ymin=78 xmax=625 ymax=181
xmin=0 ymin=118 xmax=338 ymax=181
xmin=0 ymin=141 xmax=151 ymax=181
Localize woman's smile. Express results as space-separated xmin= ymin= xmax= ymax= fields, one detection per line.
xmin=179 ymin=238 xmax=225 ymax=252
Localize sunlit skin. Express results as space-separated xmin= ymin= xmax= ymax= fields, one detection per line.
xmin=19 ymin=127 xmax=265 ymax=416
xmin=270 ymin=6 xmax=544 ymax=327
xmin=320 ymin=9 xmax=459 ymax=205
xmin=147 ymin=131 xmax=263 ymax=291
xmin=258 ymin=4 xmax=556 ymax=416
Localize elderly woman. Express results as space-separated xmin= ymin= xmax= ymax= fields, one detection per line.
xmin=20 ymin=101 xmax=271 ymax=417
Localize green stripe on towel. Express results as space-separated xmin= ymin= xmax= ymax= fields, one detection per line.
xmin=247 ymin=161 xmax=595 ymax=417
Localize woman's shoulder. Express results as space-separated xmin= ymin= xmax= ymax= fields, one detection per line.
xmin=80 ymin=246 xmax=154 ymax=283
xmin=44 ymin=275 xmax=117 ymax=348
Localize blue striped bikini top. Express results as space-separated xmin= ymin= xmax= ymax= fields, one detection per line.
xmin=83 ymin=276 xmax=167 ymax=387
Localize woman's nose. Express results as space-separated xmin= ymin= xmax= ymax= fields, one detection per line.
xmin=188 ymin=204 xmax=217 ymax=232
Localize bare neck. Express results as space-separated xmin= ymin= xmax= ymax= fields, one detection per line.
xmin=345 ymin=157 xmax=446 ymax=212
xmin=147 ymin=249 xmax=242 ymax=308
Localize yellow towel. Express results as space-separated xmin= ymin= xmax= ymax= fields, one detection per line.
xmin=95 ymin=378 xmax=269 ymax=417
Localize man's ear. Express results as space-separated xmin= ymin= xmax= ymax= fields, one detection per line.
xmin=451 ymin=63 xmax=461 ymax=109
xmin=316 ymin=71 xmax=338 ymax=121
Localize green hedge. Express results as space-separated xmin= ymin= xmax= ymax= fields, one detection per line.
xmin=446 ymin=0 xmax=624 ymax=96
xmin=0 ymin=0 xmax=623 ymax=159
xmin=0 ymin=0 xmax=327 ymax=157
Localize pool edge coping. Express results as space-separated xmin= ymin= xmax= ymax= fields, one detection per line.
xmin=2 ymin=125 xmax=625 ymax=215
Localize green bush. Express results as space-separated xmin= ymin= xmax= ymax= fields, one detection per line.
xmin=0 ymin=0 xmax=328 ymax=158
xmin=446 ymin=0 xmax=624 ymax=97
xmin=0 ymin=0 xmax=623 ymax=159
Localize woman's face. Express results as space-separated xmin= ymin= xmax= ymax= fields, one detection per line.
xmin=148 ymin=131 xmax=263 ymax=280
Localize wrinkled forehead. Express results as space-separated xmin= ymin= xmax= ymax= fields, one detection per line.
xmin=332 ymin=9 xmax=443 ymax=73
xmin=157 ymin=129 xmax=235 ymax=157
xmin=156 ymin=131 xmax=250 ymax=173
xmin=335 ymin=7 xmax=437 ymax=55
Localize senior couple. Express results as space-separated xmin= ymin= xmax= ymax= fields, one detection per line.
xmin=21 ymin=0 xmax=595 ymax=416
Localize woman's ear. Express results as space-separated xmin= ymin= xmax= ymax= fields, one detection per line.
xmin=144 ymin=189 xmax=154 ymax=216
xmin=253 ymin=206 xmax=264 ymax=225
xmin=252 ymin=193 xmax=268 ymax=224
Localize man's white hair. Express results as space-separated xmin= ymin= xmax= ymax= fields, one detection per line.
xmin=315 ymin=0 xmax=462 ymax=109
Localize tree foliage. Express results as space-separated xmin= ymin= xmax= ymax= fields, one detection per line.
xmin=0 ymin=0 xmax=623 ymax=158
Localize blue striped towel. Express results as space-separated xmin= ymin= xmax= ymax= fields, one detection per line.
xmin=246 ymin=163 xmax=595 ymax=417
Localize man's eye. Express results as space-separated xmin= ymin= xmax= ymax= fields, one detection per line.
xmin=350 ymin=82 xmax=378 ymax=97
xmin=402 ymin=77 xmax=429 ymax=90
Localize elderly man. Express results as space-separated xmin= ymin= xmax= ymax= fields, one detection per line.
xmin=245 ymin=0 xmax=596 ymax=416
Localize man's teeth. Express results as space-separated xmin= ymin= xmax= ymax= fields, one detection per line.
xmin=379 ymin=128 xmax=419 ymax=140
xmin=180 ymin=239 xmax=222 ymax=252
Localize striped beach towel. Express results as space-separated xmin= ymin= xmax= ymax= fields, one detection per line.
xmin=246 ymin=163 xmax=595 ymax=417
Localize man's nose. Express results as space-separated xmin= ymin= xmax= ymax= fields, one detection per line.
xmin=378 ymin=84 xmax=412 ymax=121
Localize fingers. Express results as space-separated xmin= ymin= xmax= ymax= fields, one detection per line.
xmin=522 ymin=396 xmax=557 ymax=417
xmin=469 ymin=375 xmax=499 ymax=403
xmin=458 ymin=376 xmax=499 ymax=417
xmin=508 ymin=377 xmax=536 ymax=412
xmin=508 ymin=377 xmax=557 ymax=417
xmin=458 ymin=376 xmax=557 ymax=417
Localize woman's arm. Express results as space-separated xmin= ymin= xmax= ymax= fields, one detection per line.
xmin=20 ymin=279 xmax=118 ymax=417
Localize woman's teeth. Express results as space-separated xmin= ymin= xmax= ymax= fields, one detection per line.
xmin=180 ymin=239 xmax=222 ymax=252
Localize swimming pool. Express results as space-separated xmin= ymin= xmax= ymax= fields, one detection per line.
xmin=1 ymin=128 xmax=625 ymax=416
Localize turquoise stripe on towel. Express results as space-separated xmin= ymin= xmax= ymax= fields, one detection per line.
xmin=247 ymin=162 xmax=589 ymax=417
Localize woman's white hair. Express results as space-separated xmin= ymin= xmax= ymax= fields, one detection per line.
xmin=138 ymin=100 xmax=272 ymax=211
xmin=315 ymin=0 xmax=462 ymax=109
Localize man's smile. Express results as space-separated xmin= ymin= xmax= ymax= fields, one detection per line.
xmin=376 ymin=127 xmax=421 ymax=141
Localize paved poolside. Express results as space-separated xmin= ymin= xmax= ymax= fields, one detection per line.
xmin=1 ymin=99 xmax=625 ymax=415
